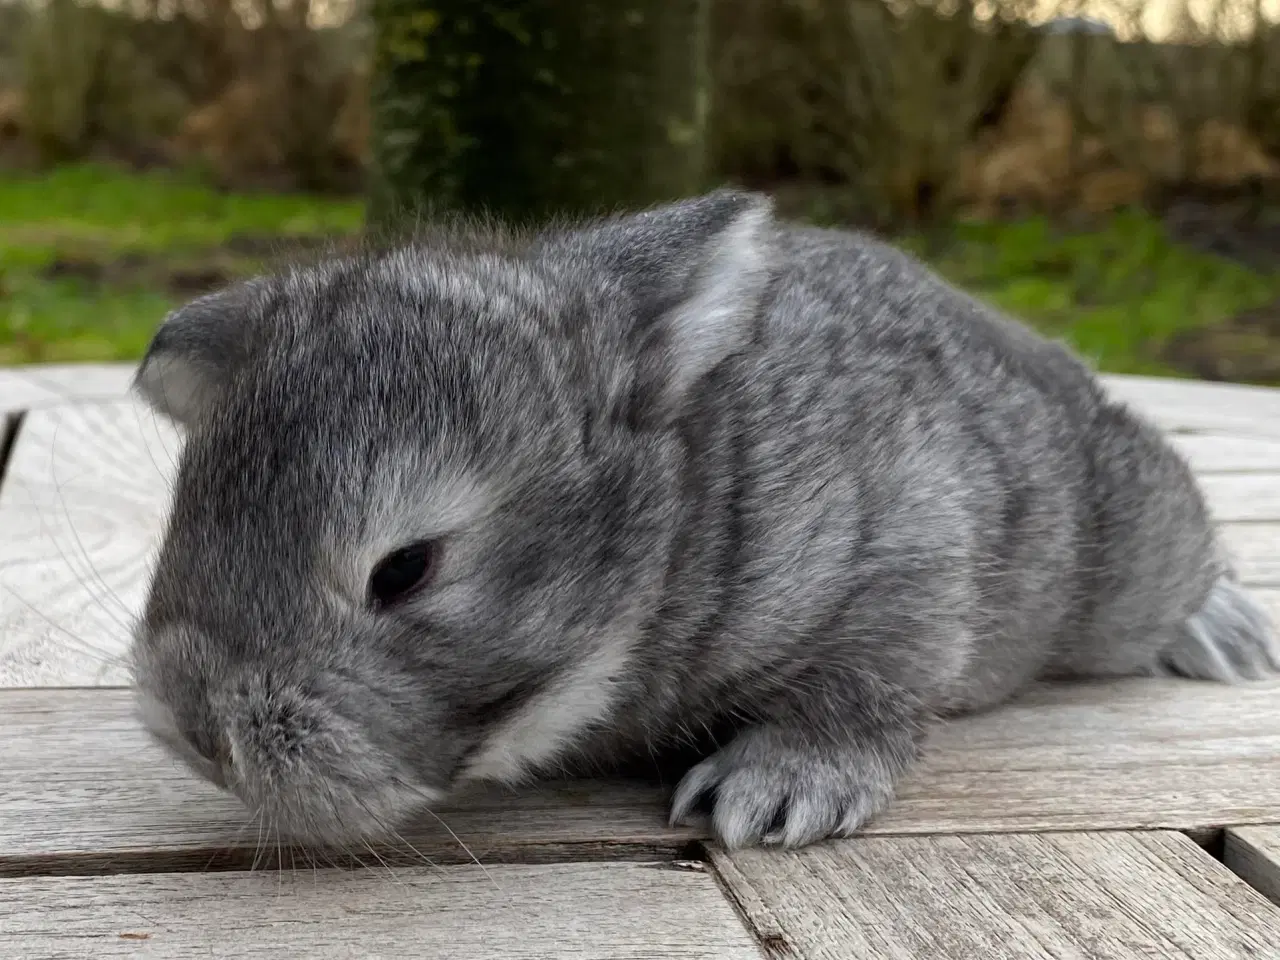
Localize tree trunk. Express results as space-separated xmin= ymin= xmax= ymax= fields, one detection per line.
xmin=367 ymin=0 xmax=711 ymax=228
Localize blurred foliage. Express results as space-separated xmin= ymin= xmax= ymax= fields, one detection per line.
xmin=5 ymin=163 xmax=1279 ymax=383
xmin=18 ymin=0 xmax=188 ymax=164
xmin=367 ymin=0 xmax=710 ymax=225
xmin=904 ymin=210 xmax=1280 ymax=376
xmin=3 ymin=1 xmax=1280 ymax=381
xmin=710 ymin=0 xmax=1044 ymax=227
xmin=6 ymin=0 xmax=370 ymax=191
xmin=4 ymin=0 xmax=1280 ymax=223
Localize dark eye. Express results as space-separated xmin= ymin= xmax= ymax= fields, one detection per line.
xmin=368 ymin=540 xmax=438 ymax=609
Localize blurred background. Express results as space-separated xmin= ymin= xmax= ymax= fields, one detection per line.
xmin=1 ymin=0 xmax=1280 ymax=384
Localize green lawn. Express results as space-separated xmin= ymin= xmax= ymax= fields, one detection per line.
xmin=3 ymin=163 xmax=1279 ymax=377
xmin=0 ymin=164 xmax=363 ymax=363
xmin=900 ymin=215 xmax=1280 ymax=379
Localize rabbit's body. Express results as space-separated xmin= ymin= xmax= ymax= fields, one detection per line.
xmin=130 ymin=192 xmax=1278 ymax=850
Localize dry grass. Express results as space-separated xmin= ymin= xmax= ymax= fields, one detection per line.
xmin=711 ymin=0 xmax=1280 ymax=225
xmin=957 ymin=79 xmax=1278 ymax=218
xmin=6 ymin=0 xmax=368 ymax=191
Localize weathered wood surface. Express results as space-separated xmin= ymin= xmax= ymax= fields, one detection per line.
xmin=4 ymin=366 xmax=1280 ymax=954
xmin=711 ymin=831 xmax=1280 ymax=959
xmin=0 ymin=402 xmax=178 ymax=687
xmin=1197 ymin=474 xmax=1280 ymax=523
xmin=1103 ymin=373 xmax=1280 ymax=441
xmin=1 ymin=393 xmax=1278 ymax=689
xmin=0 ymin=364 xmax=134 ymax=416
xmin=1225 ymin=827 xmax=1280 ymax=907
xmin=0 ymin=861 xmax=764 ymax=959
xmin=4 ymin=679 xmax=1280 ymax=870
xmin=1168 ymin=432 xmax=1280 ymax=473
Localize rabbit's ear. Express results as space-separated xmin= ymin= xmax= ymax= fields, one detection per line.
xmin=133 ymin=281 xmax=262 ymax=430
xmin=553 ymin=189 xmax=778 ymax=426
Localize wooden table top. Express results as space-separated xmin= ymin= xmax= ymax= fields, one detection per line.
xmin=2 ymin=364 xmax=1279 ymax=959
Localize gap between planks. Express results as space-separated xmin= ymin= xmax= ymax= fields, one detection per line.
xmin=1225 ymin=827 xmax=1280 ymax=907
xmin=4 ymin=679 xmax=1280 ymax=876
xmin=0 ymin=860 xmax=766 ymax=960
xmin=0 ymin=412 xmax=20 ymax=491
xmin=4 ymin=832 xmax=1279 ymax=960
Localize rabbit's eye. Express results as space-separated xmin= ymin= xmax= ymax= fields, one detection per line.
xmin=368 ymin=540 xmax=438 ymax=610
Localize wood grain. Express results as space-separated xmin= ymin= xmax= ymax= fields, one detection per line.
xmin=1169 ymin=432 xmax=1280 ymax=474
xmin=0 ymin=365 xmax=134 ymax=416
xmin=4 ymin=679 xmax=1280 ymax=871
xmin=0 ymin=401 xmax=179 ymax=687
xmin=1102 ymin=374 xmax=1280 ymax=440
xmin=1199 ymin=474 xmax=1280 ymax=523
xmin=710 ymin=831 xmax=1280 ymax=960
xmin=1219 ymin=526 xmax=1280 ymax=587
xmin=0 ymin=860 xmax=763 ymax=960
xmin=1225 ymin=827 xmax=1280 ymax=907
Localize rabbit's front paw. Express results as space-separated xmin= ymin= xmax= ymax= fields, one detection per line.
xmin=668 ymin=725 xmax=900 ymax=849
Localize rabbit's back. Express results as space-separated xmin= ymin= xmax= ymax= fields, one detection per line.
xmin=691 ymin=224 xmax=1228 ymax=713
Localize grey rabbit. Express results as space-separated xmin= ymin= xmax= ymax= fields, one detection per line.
xmin=130 ymin=190 xmax=1279 ymax=851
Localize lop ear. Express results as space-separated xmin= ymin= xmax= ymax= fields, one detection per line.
xmin=133 ymin=282 xmax=260 ymax=429
xmin=556 ymin=189 xmax=779 ymax=426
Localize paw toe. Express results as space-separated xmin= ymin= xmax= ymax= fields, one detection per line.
xmin=669 ymin=758 xmax=721 ymax=827
xmin=1164 ymin=620 xmax=1280 ymax=683
xmin=1167 ymin=579 xmax=1280 ymax=683
xmin=710 ymin=767 xmax=789 ymax=849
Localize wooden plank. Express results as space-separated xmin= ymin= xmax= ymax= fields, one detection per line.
xmin=1199 ymin=474 xmax=1280 ymax=523
xmin=0 ymin=401 xmax=178 ymax=687
xmin=1102 ymin=374 xmax=1280 ymax=441
xmin=710 ymin=831 xmax=1280 ymax=960
xmin=0 ymin=364 xmax=134 ymax=416
xmin=1225 ymin=827 xmax=1280 ymax=907
xmin=4 ymin=679 xmax=1280 ymax=871
xmin=0 ymin=861 xmax=763 ymax=960
xmin=1219 ymin=525 xmax=1280 ymax=587
xmin=0 ymin=687 xmax=698 ymax=873
xmin=1169 ymin=432 xmax=1280 ymax=474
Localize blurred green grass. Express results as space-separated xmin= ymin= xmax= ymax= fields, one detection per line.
xmin=900 ymin=214 xmax=1280 ymax=378
xmin=0 ymin=164 xmax=363 ymax=363
xmin=3 ymin=163 xmax=1279 ymax=375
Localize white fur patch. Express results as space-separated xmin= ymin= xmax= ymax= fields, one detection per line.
xmin=133 ymin=687 xmax=228 ymax=788
xmin=662 ymin=199 xmax=773 ymax=402
xmin=134 ymin=687 xmax=180 ymax=744
xmin=135 ymin=352 xmax=208 ymax=429
xmin=457 ymin=641 xmax=631 ymax=785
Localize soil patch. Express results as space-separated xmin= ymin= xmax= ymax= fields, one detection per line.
xmin=1161 ymin=200 xmax=1280 ymax=273
xmin=37 ymin=232 xmax=357 ymax=298
xmin=221 ymin=232 xmax=352 ymax=259
xmin=1163 ymin=297 xmax=1280 ymax=386
xmin=1154 ymin=188 xmax=1280 ymax=385
xmin=40 ymin=252 xmax=234 ymax=296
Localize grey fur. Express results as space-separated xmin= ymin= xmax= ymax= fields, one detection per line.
xmin=129 ymin=190 xmax=1279 ymax=851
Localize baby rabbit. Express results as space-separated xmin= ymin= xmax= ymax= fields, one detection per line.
xmin=130 ymin=190 xmax=1278 ymax=850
